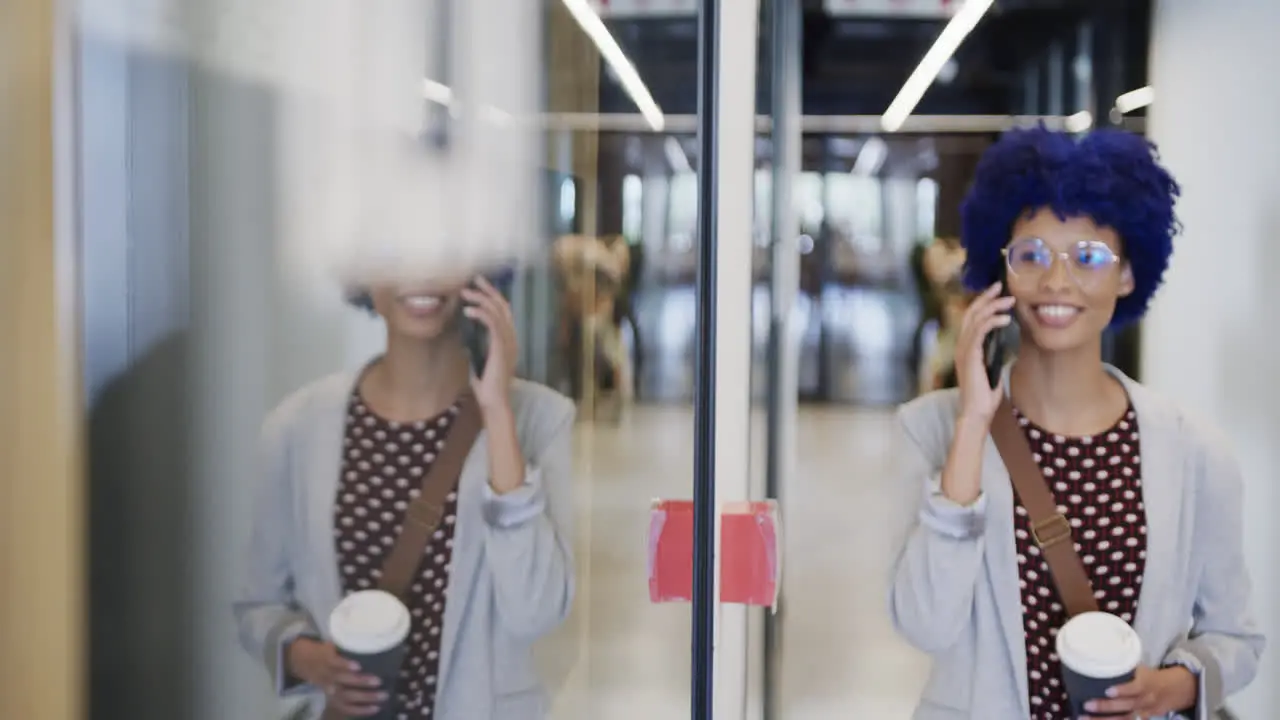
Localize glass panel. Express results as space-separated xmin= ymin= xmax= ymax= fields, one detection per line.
xmin=72 ymin=0 xmax=708 ymax=717
xmin=538 ymin=5 xmax=704 ymax=719
xmin=765 ymin=132 xmax=998 ymax=714
xmin=56 ymin=0 xmax=1183 ymax=717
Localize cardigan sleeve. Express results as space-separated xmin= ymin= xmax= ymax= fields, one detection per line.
xmin=1162 ymin=431 xmax=1264 ymax=718
xmin=232 ymin=399 xmax=323 ymax=697
xmin=887 ymin=407 xmax=989 ymax=655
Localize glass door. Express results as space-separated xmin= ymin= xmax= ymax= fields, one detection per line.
xmin=530 ymin=1 xmax=759 ymax=719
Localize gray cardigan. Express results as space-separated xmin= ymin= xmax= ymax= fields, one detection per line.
xmin=233 ymin=371 xmax=576 ymax=720
xmin=888 ymin=365 xmax=1264 ymax=719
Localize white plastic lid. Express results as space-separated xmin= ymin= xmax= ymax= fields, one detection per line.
xmin=1055 ymin=611 xmax=1143 ymax=678
xmin=328 ymin=590 xmax=411 ymax=655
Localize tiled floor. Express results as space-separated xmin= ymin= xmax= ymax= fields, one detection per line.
xmin=542 ymin=405 xmax=932 ymax=719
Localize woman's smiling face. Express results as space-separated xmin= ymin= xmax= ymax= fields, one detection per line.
xmin=1005 ymin=208 xmax=1135 ymax=354
xmin=367 ymin=277 xmax=469 ymax=341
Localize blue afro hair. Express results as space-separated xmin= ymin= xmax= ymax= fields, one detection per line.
xmin=959 ymin=125 xmax=1181 ymax=328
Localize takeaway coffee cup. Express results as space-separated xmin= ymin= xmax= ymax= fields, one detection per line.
xmin=328 ymin=590 xmax=412 ymax=720
xmin=1056 ymin=611 xmax=1143 ymax=718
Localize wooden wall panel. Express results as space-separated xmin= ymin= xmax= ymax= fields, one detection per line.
xmin=546 ymin=2 xmax=602 ymax=235
xmin=0 ymin=0 xmax=87 ymax=717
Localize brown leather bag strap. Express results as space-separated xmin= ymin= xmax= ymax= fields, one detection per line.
xmin=376 ymin=393 xmax=484 ymax=600
xmin=989 ymin=397 xmax=1100 ymax=618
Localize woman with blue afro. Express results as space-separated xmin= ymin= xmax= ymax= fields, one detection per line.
xmin=887 ymin=126 xmax=1264 ymax=719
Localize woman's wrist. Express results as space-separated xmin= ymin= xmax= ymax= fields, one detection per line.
xmin=479 ymin=396 xmax=514 ymax=427
xmin=481 ymin=402 xmax=526 ymax=494
xmin=284 ymin=636 xmax=315 ymax=683
xmin=941 ymin=415 xmax=990 ymax=506
xmin=1161 ymin=664 xmax=1199 ymax=714
xmin=956 ymin=406 xmax=994 ymax=425
xmin=940 ymin=482 xmax=983 ymax=507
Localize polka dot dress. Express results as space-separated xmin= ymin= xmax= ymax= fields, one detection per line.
xmin=1013 ymin=406 xmax=1147 ymax=720
xmin=334 ymin=392 xmax=461 ymax=719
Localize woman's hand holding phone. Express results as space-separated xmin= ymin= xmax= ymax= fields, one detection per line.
xmin=461 ymin=276 xmax=519 ymax=414
xmin=955 ymin=282 xmax=1015 ymax=425
xmin=939 ymin=282 xmax=1015 ymax=507
xmin=461 ymin=276 xmax=529 ymax=497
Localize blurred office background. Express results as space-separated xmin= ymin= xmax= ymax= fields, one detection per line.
xmin=3 ymin=0 xmax=1279 ymax=718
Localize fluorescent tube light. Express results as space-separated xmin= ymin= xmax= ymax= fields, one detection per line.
xmin=852 ymin=136 xmax=888 ymax=176
xmin=1115 ymin=86 xmax=1154 ymax=114
xmin=881 ymin=0 xmax=994 ymax=133
xmin=1065 ymin=110 xmax=1093 ymax=133
xmin=560 ymin=0 xmax=666 ymax=132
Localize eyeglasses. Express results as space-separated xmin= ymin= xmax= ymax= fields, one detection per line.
xmin=1002 ymin=236 xmax=1121 ymax=289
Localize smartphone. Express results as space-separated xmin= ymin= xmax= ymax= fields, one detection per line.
xmin=462 ymin=269 xmax=516 ymax=377
xmin=983 ymin=287 xmax=1011 ymax=389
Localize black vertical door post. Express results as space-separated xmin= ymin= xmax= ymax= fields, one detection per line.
xmin=692 ymin=0 xmax=720 ymax=717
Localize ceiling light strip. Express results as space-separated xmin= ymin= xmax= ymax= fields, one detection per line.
xmin=560 ymin=0 xmax=667 ymax=131
xmin=881 ymin=0 xmax=994 ymax=133
xmin=1115 ymin=85 xmax=1154 ymax=114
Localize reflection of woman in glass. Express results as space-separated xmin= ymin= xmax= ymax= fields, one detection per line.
xmin=235 ymin=276 xmax=575 ymax=719
xmin=888 ymin=127 xmax=1263 ymax=719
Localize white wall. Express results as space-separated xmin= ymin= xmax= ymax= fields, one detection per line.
xmin=1143 ymin=1 xmax=1280 ymax=716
